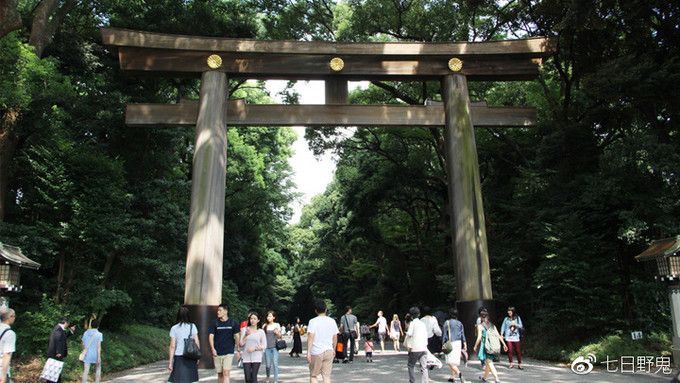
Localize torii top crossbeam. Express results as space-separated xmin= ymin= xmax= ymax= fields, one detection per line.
xmin=101 ymin=28 xmax=551 ymax=81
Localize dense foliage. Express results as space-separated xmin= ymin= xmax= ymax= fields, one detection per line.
xmin=0 ymin=0 xmax=678 ymax=363
xmin=0 ymin=0 xmax=296 ymax=331
xmin=274 ymin=0 xmax=680 ymax=349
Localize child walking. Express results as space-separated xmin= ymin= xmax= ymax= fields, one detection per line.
xmin=364 ymin=334 xmax=374 ymax=363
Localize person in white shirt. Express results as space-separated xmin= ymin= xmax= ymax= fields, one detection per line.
xmin=421 ymin=307 xmax=442 ymax=354
xmin=405 ymin=307 xmax=429 ymax=383
xmin=369 ymin=311 xmax=388 ymax=353
xmin=307 ymin=299 xmax=338 ymax=383
xmin=0 ymin=308 xmax=16 ymax=383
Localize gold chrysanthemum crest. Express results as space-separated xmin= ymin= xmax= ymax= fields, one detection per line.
xmin=207 ymin=54 xmax=223 ymax=69
xmin=329 ymin=57 xmax=345 ymax=72
xmin=448 ymin=57 xmax=463 ymax=72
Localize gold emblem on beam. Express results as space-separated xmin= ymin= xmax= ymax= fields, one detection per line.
xmin=207 ymin=54 xmax=223 ymax=69
xmin=329 ymin=57 xmax=345 ymax=72
xmin=448 ymin=58 xmax=463 ymax=72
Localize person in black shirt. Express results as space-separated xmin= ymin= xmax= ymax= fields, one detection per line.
xmin=46 ymin=318 xmax=76 ymax=383
xmin=209 ymin=303 xmax=240 ymax=383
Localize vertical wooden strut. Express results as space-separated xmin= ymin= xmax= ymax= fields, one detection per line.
xmin=442 ymin=74 xmax=494 ymax=335
xmin=184 ymin=70 xmax=227 ymax=368
xmin=325 ymin=79 xmax=348 ymax=104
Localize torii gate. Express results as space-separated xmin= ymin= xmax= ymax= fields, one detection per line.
xmin=101 ymin=28 xmax=551 ymax=366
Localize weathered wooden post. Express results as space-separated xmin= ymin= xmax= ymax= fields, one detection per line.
xmin=185 ymin=66 xmax=227 ymax=368
xmin=442 ymin=73 xmax=495 ymax=342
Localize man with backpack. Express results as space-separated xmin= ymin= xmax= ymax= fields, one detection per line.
xmin=339 ymin=306 xmax=359 ymax=363
xmin=0 ymin=308 xmax=16 ymax=383
xmin=209 ymin=303 xmax=240 ymax=383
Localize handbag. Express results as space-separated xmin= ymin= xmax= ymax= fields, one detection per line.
xmin=79 ymin=331 xmax=97 ymax=362
xmin=442 ymin=320 xmax=454 ymax=354
xmin=40 ymin=358 xmax=64 ymax=383
xmin=183 ymin=324 xmax=202 ymax=360
xmin=275 ymin=339 xmax=287 ymax=350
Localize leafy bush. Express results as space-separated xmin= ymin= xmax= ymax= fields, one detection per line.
xmin=14 ymin=324 xmax=168 ymax=382
xmin=524 ymin=331 xmax=672 ymax=363
xmin=14 ymin=295 xmax=80 ymax=357
xmin=569 ymin=332 xmax=671 ymax=363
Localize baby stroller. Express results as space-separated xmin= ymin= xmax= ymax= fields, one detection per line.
xmin=334 ymin=332 xmax=347 ymax=363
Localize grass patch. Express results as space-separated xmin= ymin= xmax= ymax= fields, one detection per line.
xmin=523 ymin=332 xmax=672 ymax=364
xmin=13 ymin=324 xmax=168 ymax=383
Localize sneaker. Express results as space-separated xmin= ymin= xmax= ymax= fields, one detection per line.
xmin=342 ymin=359 xmax=349 ymax=364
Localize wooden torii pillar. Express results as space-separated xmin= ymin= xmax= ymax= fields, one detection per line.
xmin=101 ymin=28 xmax=552 ymax=366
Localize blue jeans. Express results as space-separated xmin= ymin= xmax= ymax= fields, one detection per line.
xmin=264 ymin=347 xmax=279 ymax=382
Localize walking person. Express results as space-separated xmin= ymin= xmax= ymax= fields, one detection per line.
xmin=263 ymin=311 xmax=282 ymax=383
xmin=47 ymin=318 xmax=76 ymax=383
xmin=168 ymin=306 xmax=199 ymax=383
xmin=389 ymin=314 xmax=404 ymax=352
xmin=473 ymin=311 xmax=508 ymax=383
xmin=405 ymin=306 xmax=429 ymax=383
xmin=421 ymin=307 xmax=442 ymax=354
xmin=240 ymin=312 xmax=266 ymax=383
xmin=0 ymin=308 xmax=16 ymax=383
xmin=307 ymin=299 xmax=338 ymax=383
xmin=339 ymin=306 xmax=358 ymax=363
xmin=289 ymin=317 xmax=303 ymax=357
xmin=500 ymin=307 xmax=523 ymax=369
xmin=209 ymin=303 xmax=240 ymax=383
xmin=368 ymin=310 xmax=387 ymax=353
xmin=81 ymin=320 xmax=103 ymax=383
xmin=442 ymin=309 xmax=467 ymax=383
xmin=363 ymin=333 xmax=373 ymax=362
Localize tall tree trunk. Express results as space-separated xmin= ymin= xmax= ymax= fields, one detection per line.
xmin=54 ymin=252 xmax=65 ymax=304
xmin=100 ymin=252 xmax=117 ymax=289
xmin=29 ymin=0 xmax=76 ymax=57
xmin=0 ymin=109 xmax=20 ymax=222
xmin=0 ymin=0 xmax=22 ymax=38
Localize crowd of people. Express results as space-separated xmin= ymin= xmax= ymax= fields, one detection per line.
xmin=0 ymin=302 xmax=523 ymax=383
xmin=164 ymin=302 xmax=524 ymax=383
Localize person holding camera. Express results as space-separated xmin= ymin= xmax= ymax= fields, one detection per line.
xmin=500 ymin=306 xmax=523 ymax=369
xmin=47 ymin=318 xmax=77 ymax=383
xmin=339 ymin=306 xmax=358 ymax=363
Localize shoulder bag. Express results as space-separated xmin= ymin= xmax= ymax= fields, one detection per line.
xmin=344 ymin=315 xmax=357 ymax=339
xmin=183 ymin=324 xmax=202 ymax=360
xmin=79 ymin=331 xmax=97 ymax=362
xmin=442 ymin=320 xmax=453 ymax=354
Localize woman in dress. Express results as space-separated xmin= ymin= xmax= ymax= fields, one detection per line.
xmin=442 ymin=309 xmax=467 ymax=383
xmin=168 ymin=306 xmax=199 ymax=383
xmin=289 ymin=317 xmax=303 ymax=357
xmin=473 ymin=311 xmax=508 ymax=383
xmin=262 ymin=311 xmax=282 ymax=383
xmin=389 ymin=314 xmax=404 ymax=352
xmin=240 ymin=312 xmax=266 ymax=383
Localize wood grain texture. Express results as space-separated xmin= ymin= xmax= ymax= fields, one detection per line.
xmin=442 ymin=74 xmax=493 ymax=302
xmin=116 ymin=47 xmax=541 ymax=80
xmin=325 ymin=79 xmax=348 ymax=104
xmin=125 ymin=101 xmax=536 ymax=128
xmin=184 ymin=71 xmax=227 ymax=306
xmin=102 ymin=28 xmax=553 ymax=57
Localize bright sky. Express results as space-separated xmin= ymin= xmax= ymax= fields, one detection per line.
xmin=264 ymin=80 xmax=366 ymax=224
